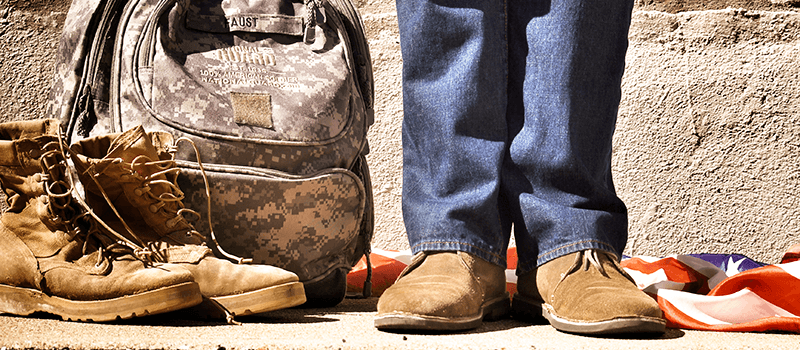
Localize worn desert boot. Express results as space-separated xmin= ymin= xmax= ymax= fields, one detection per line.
xmin=512 ymin=249 xmax=666 ymax=335
xmin=0 ymin=119 xmax=202 ymax=322
xmin=375 ymin=251 xmax=510 ymax=331
xmin=70 ymin=126 xmax=306 ymax=318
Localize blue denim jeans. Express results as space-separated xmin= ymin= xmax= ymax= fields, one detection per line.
xmin=397 ymin=0 xmax=635 ymax=274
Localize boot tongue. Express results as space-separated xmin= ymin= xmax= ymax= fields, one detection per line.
xmin=104 ymin=126 xmax=195 ymax=238
xmin=106 ymin=126 xmax=161 ymax=167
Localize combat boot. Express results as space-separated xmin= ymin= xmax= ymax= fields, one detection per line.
xmin=70 ymin=126 xmax=306 ymax=319
xmin=0 ymin=119 xmax=202 ymax=322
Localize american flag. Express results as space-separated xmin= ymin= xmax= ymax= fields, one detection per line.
xmin=347 ymin=244 xmax=800 ymax=333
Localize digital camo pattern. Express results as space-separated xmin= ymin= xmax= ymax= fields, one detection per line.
xmin=152 ymin=0 xmax=350 ymax=143
xmin=160 ymin=93 xmax=365 ymax=175
xmin=49 ymin=0 xmax=375 ymax=290
xmin=178 ymin=166 xmax=365 ymax=281
xmin=112 ymin=0 xmax=368 ymax=175
xmin=45 ymin=0 xmax=123 ymax=138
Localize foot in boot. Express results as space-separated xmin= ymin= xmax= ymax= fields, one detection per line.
xmin=512 ymin=249 xmax=666 ymax=335
xmin=375 ymin=251 xmax=510 ymax=332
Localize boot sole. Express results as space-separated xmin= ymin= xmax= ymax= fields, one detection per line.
xmin=0 ymin=282 xmax=202 ymax=322
xmin=374 ymin=295 xmax=510 ymax=332
xmin=210 ymin=281 xmax=306 ymax=316
xmin=512 ymin=293 xmax=666 ymax=335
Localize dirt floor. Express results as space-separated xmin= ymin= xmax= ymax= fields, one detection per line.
xmin=639 ymin=0 xmax=800 ymax=13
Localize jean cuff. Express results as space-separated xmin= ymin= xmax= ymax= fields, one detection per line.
xmin=411 ymin=241 xmax=508 ymax=269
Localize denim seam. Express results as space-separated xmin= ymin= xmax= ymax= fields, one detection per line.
xmin=411 ymin=241 xmax=506 ymax=262
xmin=536 ymin=239 xmax=618 ymax=261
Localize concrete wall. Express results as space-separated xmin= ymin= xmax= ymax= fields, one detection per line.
xmin=2 ymin=0 xmax=799 ymax=264
xmin=0 ymin=0 xmax=68 ymax=123
xmin=617 ymin=9 xmax=800 ymax=263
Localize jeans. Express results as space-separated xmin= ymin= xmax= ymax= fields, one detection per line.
xmin=397 ymin=0 xmax=635 ymax=274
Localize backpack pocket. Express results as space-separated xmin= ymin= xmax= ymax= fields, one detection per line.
xmin=133 ymin=0 xmax=354 ymax=145
xmin=177 ymin=162 xmax=366 ymax=282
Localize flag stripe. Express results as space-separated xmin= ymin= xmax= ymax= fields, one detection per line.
xmin=346 ymin=249 xmax=800 ymax=333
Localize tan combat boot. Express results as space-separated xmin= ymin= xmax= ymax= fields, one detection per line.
xmin=375 ymin=251 xmax=510 ymax=331
xmin=513 ymin=249 xmax=666 ymax=335
xmin=70 ymin=126 xmax=306 ymax=319
xmin=0 ymin=119 xmax=202 ymax=322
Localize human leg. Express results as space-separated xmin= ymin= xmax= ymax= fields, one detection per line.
xmin=503 ymin=0 xmax=665 ymax=334
xmin=398 ymin=0 xmax=511 ymax=264
xmin=504 ymin=0 xmax=632 ymax=272
xmin=375 ymin=0 xmax=511 ymax=331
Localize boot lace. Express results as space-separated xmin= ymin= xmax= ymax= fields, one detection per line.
xmin=85 ymin=135 xmax=252 ymax=264
xmin=42 ymin=131 xmax=153 ymax=269
xmin=168 ymin=137 xmax=253 ymax=264
xmin=563 ymin=249 xmax=635 ymax=284
xmin=40 ymin=139 xmax=81 ymax=237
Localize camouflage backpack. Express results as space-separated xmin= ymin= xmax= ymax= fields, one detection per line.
xmin=47 ymin=0 xmax=374 ymax=307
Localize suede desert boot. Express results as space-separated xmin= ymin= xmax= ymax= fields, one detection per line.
xmin=70 ymin=126 xmax=306 ymax=318
xmin=0 ymin=119 xmax=202 ymax=322
xmin=512 ymin=249 xmax=666 ymax=335
xmin=375 ymin=251 xmax=510 ymax=332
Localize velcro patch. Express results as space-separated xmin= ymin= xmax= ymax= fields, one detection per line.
xmin=231 ymin=92 xmax=273 ymax=129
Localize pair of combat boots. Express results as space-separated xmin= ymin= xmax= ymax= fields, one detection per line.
xmin=0 ymin=119 xmax=306 ymax=322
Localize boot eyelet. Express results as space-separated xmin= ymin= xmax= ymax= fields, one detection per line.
xmin=149 ymin=204 xmax=159 ymax=213
xmin=165 ymin=217 xmax=179 ymax=228
xmin=134 ymin=188 xmax=144 ymax=196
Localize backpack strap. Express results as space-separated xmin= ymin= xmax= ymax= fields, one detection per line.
xmin=326 ymin=0 xmax=374 ymax=128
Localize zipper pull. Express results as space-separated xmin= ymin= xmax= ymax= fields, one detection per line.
xmin=304 ymin=0 xmax=322 ymax=44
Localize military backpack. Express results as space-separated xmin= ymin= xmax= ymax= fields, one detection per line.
xmin=47 ymin=0 xmax=374 ymax=306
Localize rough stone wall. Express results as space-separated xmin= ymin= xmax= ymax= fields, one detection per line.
xmin=1 ymin=0 xmax=798 ymax=263
xmin=0 ymin=0 xmax=69 ymax=124
xmin=358 ymin=0 xmax=405 ymax=253
xmin=618 ymin=9 xmax=800 ymax=263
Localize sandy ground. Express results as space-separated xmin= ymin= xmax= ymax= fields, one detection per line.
xmin=1 ymin=297 xmax=797 ymax=350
